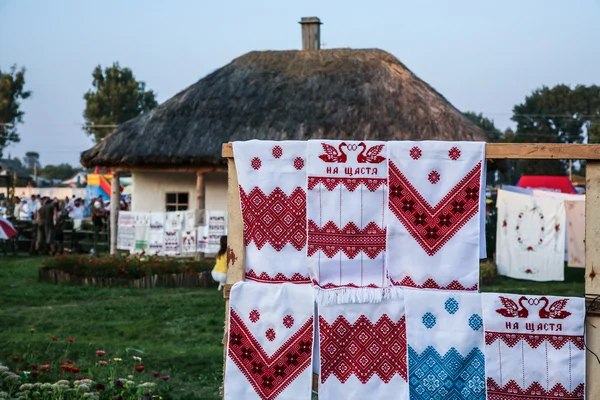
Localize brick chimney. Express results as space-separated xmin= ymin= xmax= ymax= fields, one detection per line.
xmin=299 ymin=17 xmax=322 ymax=51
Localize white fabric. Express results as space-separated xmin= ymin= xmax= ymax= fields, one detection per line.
xmin=185 ymin=210 xmax=197 ymax=231
xmin=317 ymin=297 xmax=408 ymax=400
xmin=18 ymin=203 xmax=30 ymax=220
xmin=165 ymin=211 xmax=184 ymax=231
xmin=163 ymin=230 xmax=181 ymax=255
xmin=211 ymin=270 xmax=226 ymax=284
xmin=206 ymin=210 xmax=227 ymax=254
xmin=496 ymin=189 xmax=566 ymax=281
xmin=197 ymin=225 xmax=208 ymax=253
xmin=148 ymin=212 xmax=165 ymax=255
xmin=307 ymin=139 xmax=388 ymax=304
xmin=565 ymin=200 xmax=585 ymax=268
xmin=404 ymin=289 xmax=485 ymax=399
xmin=181 ymin=230 xmax=196 ymax=253
xmin=387 ymin=141 xmax=485 ymax=291
xmin=116 ymin=211 xmax=135 ymax=251
xmin=482 ymin=293 xmax=585 ymax=399
xmin=132 ymin=212 xmax=150 ymax=253
xmin=225 ymin=281 xmax=314 ymax=400
xmin=233 ymin=140 xmax=309 ymax=284
xmin=69 ymin=205 xmax=85 ymax=221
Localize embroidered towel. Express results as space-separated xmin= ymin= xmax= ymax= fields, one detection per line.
xmin=163 ymin=230 xmax=181 ymax=255
xmin=387 ymin=141 xmax=485 ymax=291
xmin=133 ymin=212 xmax=150 ymax=253
xmin=117 ymin=211 xmax=135 ymax=251
xmin=181 ymin=230 xmax=196 ymax=254
xmin=318 ymin=297 xmax=408 ymax=400
xmin=496 ymin=189 xmax=566 ymax=281
xmin=165 ymin=211 xmax=184 ymax=231
xmin=233 ymin=140 xmax=309 ymax=284
xmin=225 ymin=281 xmax=314 ymax=400
xmin=185 ymin=210 xmax=197 ymax=231
xmin=197 ymin=226 xmax=208 ymax=253
xmin=205 ymin=210 xmax=227 ymax=254
xmin=565 ymin=199 xmax=585 ymax=267
xmin=307 ymin=139 xmax=388 ymax=304
xmin=148 ymin=212 xmax=165 ymax=255
xmin=405 ymin=289 xmax=486 ymax=399
xmin=482 ymin=293 xmax=585 ymax=400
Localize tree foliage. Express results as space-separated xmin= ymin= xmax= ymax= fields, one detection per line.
xmin=0 ymin=65 xmax=31 ymax=158
xmin=22 ymin=151 xmax=40 ymax=172
xmin=463 ymin=111 xmax=503 ymax=143
xmin=39 ymin=163 xmax=82 ymax=181
xmin=83 ymin=62 xmax=158 ymax=143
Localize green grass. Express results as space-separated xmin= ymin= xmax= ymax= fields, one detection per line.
xmin=0 ymin=257 xmax=584 ymax=399
xmin=0 ymin=256 xmax=225 ymax=400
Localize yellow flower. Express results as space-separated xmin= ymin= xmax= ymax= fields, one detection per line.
xmin=113 ymin=358 xmax=122 ymax=362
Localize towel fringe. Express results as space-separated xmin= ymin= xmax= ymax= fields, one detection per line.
xmin=314 ymin=286 xmax=385 ymax=306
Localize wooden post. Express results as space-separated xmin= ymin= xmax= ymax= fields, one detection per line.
xmin=109 ymin=171 xmax=120 ymax=255
xmin=196 ymin=171 xmax=205 ymax=260
xmin=299 ymin=17 xmax=322 ymax=51
xmin=585 ymin=161 xmax=600 ymax=399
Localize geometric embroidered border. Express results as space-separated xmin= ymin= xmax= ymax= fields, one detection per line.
xmin=408 ymin=346 xmax=485 ymax=399
xmin=486 ymin=379 xmax=584 ymax=400
xmin=308 ymin=176 xmax=386 ymax=192
xmin=319 ymin=315 xmax=407 ymax=384
xmin=245 ymin=269 xmax=311 ymax=284
xmin=228 ymin=310 xmax=313 ymax=400
xmin=390 ymin=276 xmax=479 ymax=291
xmin=240 ymin=186 xmax=306 ymax=251
xmin=308 ymin=220 xmax=386 ymax=259
xmin=388 ymin=160 xmax=481 ymax=256
xmin=485 ymin=331 xmax=584 ymax=351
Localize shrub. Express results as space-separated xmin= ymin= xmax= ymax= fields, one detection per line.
xmin=480 ymin=260 xmax=498 ymax=285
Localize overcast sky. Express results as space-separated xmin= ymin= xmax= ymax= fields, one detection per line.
xmin=1 ymin=0 xmax=599 ymax=165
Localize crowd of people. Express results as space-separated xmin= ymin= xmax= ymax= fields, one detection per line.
xmin=0 ymin=194 xmax=130 ymax=255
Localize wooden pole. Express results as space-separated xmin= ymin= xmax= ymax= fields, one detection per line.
xmin=196 ymin=171 xmax=205 ymax=259
xmin=109 ymin=171 xmax=120 ymax=255
xmin=585 ymin=161 xmax=600 ymax=399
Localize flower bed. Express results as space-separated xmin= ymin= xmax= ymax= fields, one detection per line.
xmin=39 ymin=254 xmax=215 ymax=288
xmin=0 ymin=332 xmax=172 ymax=400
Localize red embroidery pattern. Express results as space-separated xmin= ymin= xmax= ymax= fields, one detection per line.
xmin=486 ymin=379 xmax=584 ymax=400
xmin=448 ymin=147 xmax=461 ymax=161
xmin=308 ymin=177 xmax=386 ymax=192
xmin=293 ymin=157 xmax=304 ymax=170
xmin=357 ymin=143 xmax=386 ymax=164
xmin=485 ymin=331 xmax=584 ymax=350
xmin=428 ymin=170 xmax=441 ymax=184
xmin=266 ymin=328 xmax=276 ymax=342
xmin=249 ymin=310 xmax=260 ymax=323
xmin=245 ymin=269 xmax=311 ymax=284
xmin=313 ymin=280 xmax=379 ymax=289
xmin=272 ymin=146 xmax=283 ymax=159
xmin=390 ymin=276 xmax=478 ymax=291
xmin=251 ymin=157 xmax=262 ymax=170
xmin=240 ymin=187 xmax=306 ymax=251
xmin=283 ymin=316 xmax=294 ymax=329
xmin=496 ymin=296 xmax=572 ymax=319
xmin=319 ymin=315 xmax=407 ymax=384
xmin=410 ymin=146 xmax=422 ymax=160
xmin=388 ymin=160 xmax=482 ymax=256
xmin=319 ymin=142 xmax=348 ymax=163
xmin=229 ymin=311 xmax=313 ymax=400
xmin=308 ymin=220 xmax=386 ymax=259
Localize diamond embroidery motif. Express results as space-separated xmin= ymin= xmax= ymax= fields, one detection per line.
xmin=448 ymin=147 xmax=461 ymax=161
xmin=428 ymin=171 xmax=440 ymax=184
xmin=422 ymin=312 xmax=436 ymax=329
xmin=445 ymin=298 xmax=459 ymax=315
xmin=251 ymin=157 xmax=262 ymax=170
xmin=293 ymin=157 xmax=304 ymax=170
xmin=308 ymin=220 xmax=386 ymax=259
xmin=468 ymin=314 xmax=482 ymax=331
xmin=272 ymin=146 xmax=283 ymax=159
xmin=410 ymin=146 xmax=422 ymax=160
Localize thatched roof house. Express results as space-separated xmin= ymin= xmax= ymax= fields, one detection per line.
xmin=80 ymin=18 xmax=484 ymax=219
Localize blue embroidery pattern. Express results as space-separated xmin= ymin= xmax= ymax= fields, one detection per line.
xmin=422 ymin=312 xmax=436 ymax=329
xmin=445 ymin=298 xmax=459 ymax=314
xmin=408 ymin=346 xmax=485 ymax=399
xmin=468 ymin=314 xmax=482 ymax=331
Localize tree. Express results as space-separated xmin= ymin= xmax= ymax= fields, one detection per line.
xmin=0 ymin=65 xmax=31 ymax=158
xmin=511 ymin=84 xmax=600 ymax=176
xmin=22 ymin=151 xmax=40 ymax=173
xmin=83 ymin=63 xmax=158 ymax=143
xmin=39 ymin=163 xmax=82 ymax=181
xmin=463 ymin=111 xmax=503 ymax=143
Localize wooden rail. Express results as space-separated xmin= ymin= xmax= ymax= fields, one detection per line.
xmin=222 ymin=142 xmax=600 ymax=398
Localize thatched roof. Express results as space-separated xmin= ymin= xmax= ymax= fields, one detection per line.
xmin=81 ymin=49 xmax=485 ymax=168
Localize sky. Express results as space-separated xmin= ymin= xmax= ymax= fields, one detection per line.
xmin=1 ymin=0 xmax=599 ymax=165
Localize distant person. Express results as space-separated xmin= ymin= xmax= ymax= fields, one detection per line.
xmin=69 ymin=198 xmax=85 ymax=231
xmin=53 ymin=201 xmax=68 ymax=254
xmin=91 ymin=198 xmax=107 ymax=252
xmin=36 ymin=198 xmax=55 ymax=255
xmin=18 ymin=198 xmax=31 ymax=221
xmin=0 ymin=200 xmax=8 ymax=218
xmin=211 ymin=235 xmax=228 ymax=290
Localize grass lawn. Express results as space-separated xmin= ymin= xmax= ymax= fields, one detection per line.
xmin=0 ymin=257 xmax=584 ymax=399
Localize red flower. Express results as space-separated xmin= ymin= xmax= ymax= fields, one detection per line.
xmin=64 ymin=359 xmax=73 ymax=364
xmin=502 ymin=220 xmax=507 ymax=227
xmin=153 ymin=371 xmax=160 ymax=377
xmin=525 ymin=269 xmax=533 ymax=274
xmin=12 ymin=356 xmax=19 ymax=362
xmin=161 ymin=375 xmax=170 ymax=381
xmin=135 ymin=365 xmax=145 ymax=373
xmin=39 ymin=364 xmax=52 ymax=371
xmin=96 ymin=383 xmax=106 ymax=391
xmin=99 ymin=361 xmax=108 ymax=366
xmin=31 ymin=371 xmax=40 ymax=378
xmin=50 ymin=336 xmax=58 ymax=342
xmin=31 ymin=364 xmax=38 ymax=370
xmin=555 ymin=224 xmax=560 ymax=231
xmin=60 ymin=365 xmax=71 ymax=371
xmin=96 ymin=350 xmax=106 ymax=357
xmin=66 ymin=337 xmax=75 ymax=343
xmin=71 ymin=367 xmax=80 ymax=373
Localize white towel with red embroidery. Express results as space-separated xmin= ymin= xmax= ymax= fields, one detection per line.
xmin=318 ymin=296 xmax=408 ymax=400
xmin=233 ymin=140 xmax=309 ymax=284
xmin=307 ymin=140 xmax=388 ymax=304
xmin=387 ymin=141 xmax=485 ymax=292
xmin=225 ymin=281 xmax=314 ymax=400
xmin=482 ymin=293 xmax=585 ymax=400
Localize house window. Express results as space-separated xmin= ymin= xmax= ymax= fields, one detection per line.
xmin=165 ymin=192 xmax=189 ymax=211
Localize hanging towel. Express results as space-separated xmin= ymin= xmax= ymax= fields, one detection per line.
xmin=404 ymin=289 xmax=486 ymax=399
xmin=306 ymin=139 xmax=388 ymax=304
xmin=163 ymin=230 xmax=181 ymax=255
xmin=225 ymin=281 xmax=314 ymax=400
xmin=165 ymin=211 xmax=184 ymax=231
xmin=181 ymin=230 xmax=196 ymax=254
xmin=148 ymin=212 xmax=165 ymax=255
xmin=205 ymin=210 xmax=227 ymax=254
xmin=133 ymin=212 xmax=150 ymax=253
xmin=317 ymin=296 xmax=408 ymax=400
xmin=387 ymin=141 xmax=486 ymax=291
xmin=482 ymin=293 xmax=585 ymax=400
xmin=117 ymin=211 xmax=135 ymax=251
xmin=496 ymin=189 xmax=566 ymax=281
xmin=233 ymin=140 xmax=309 ymax=284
